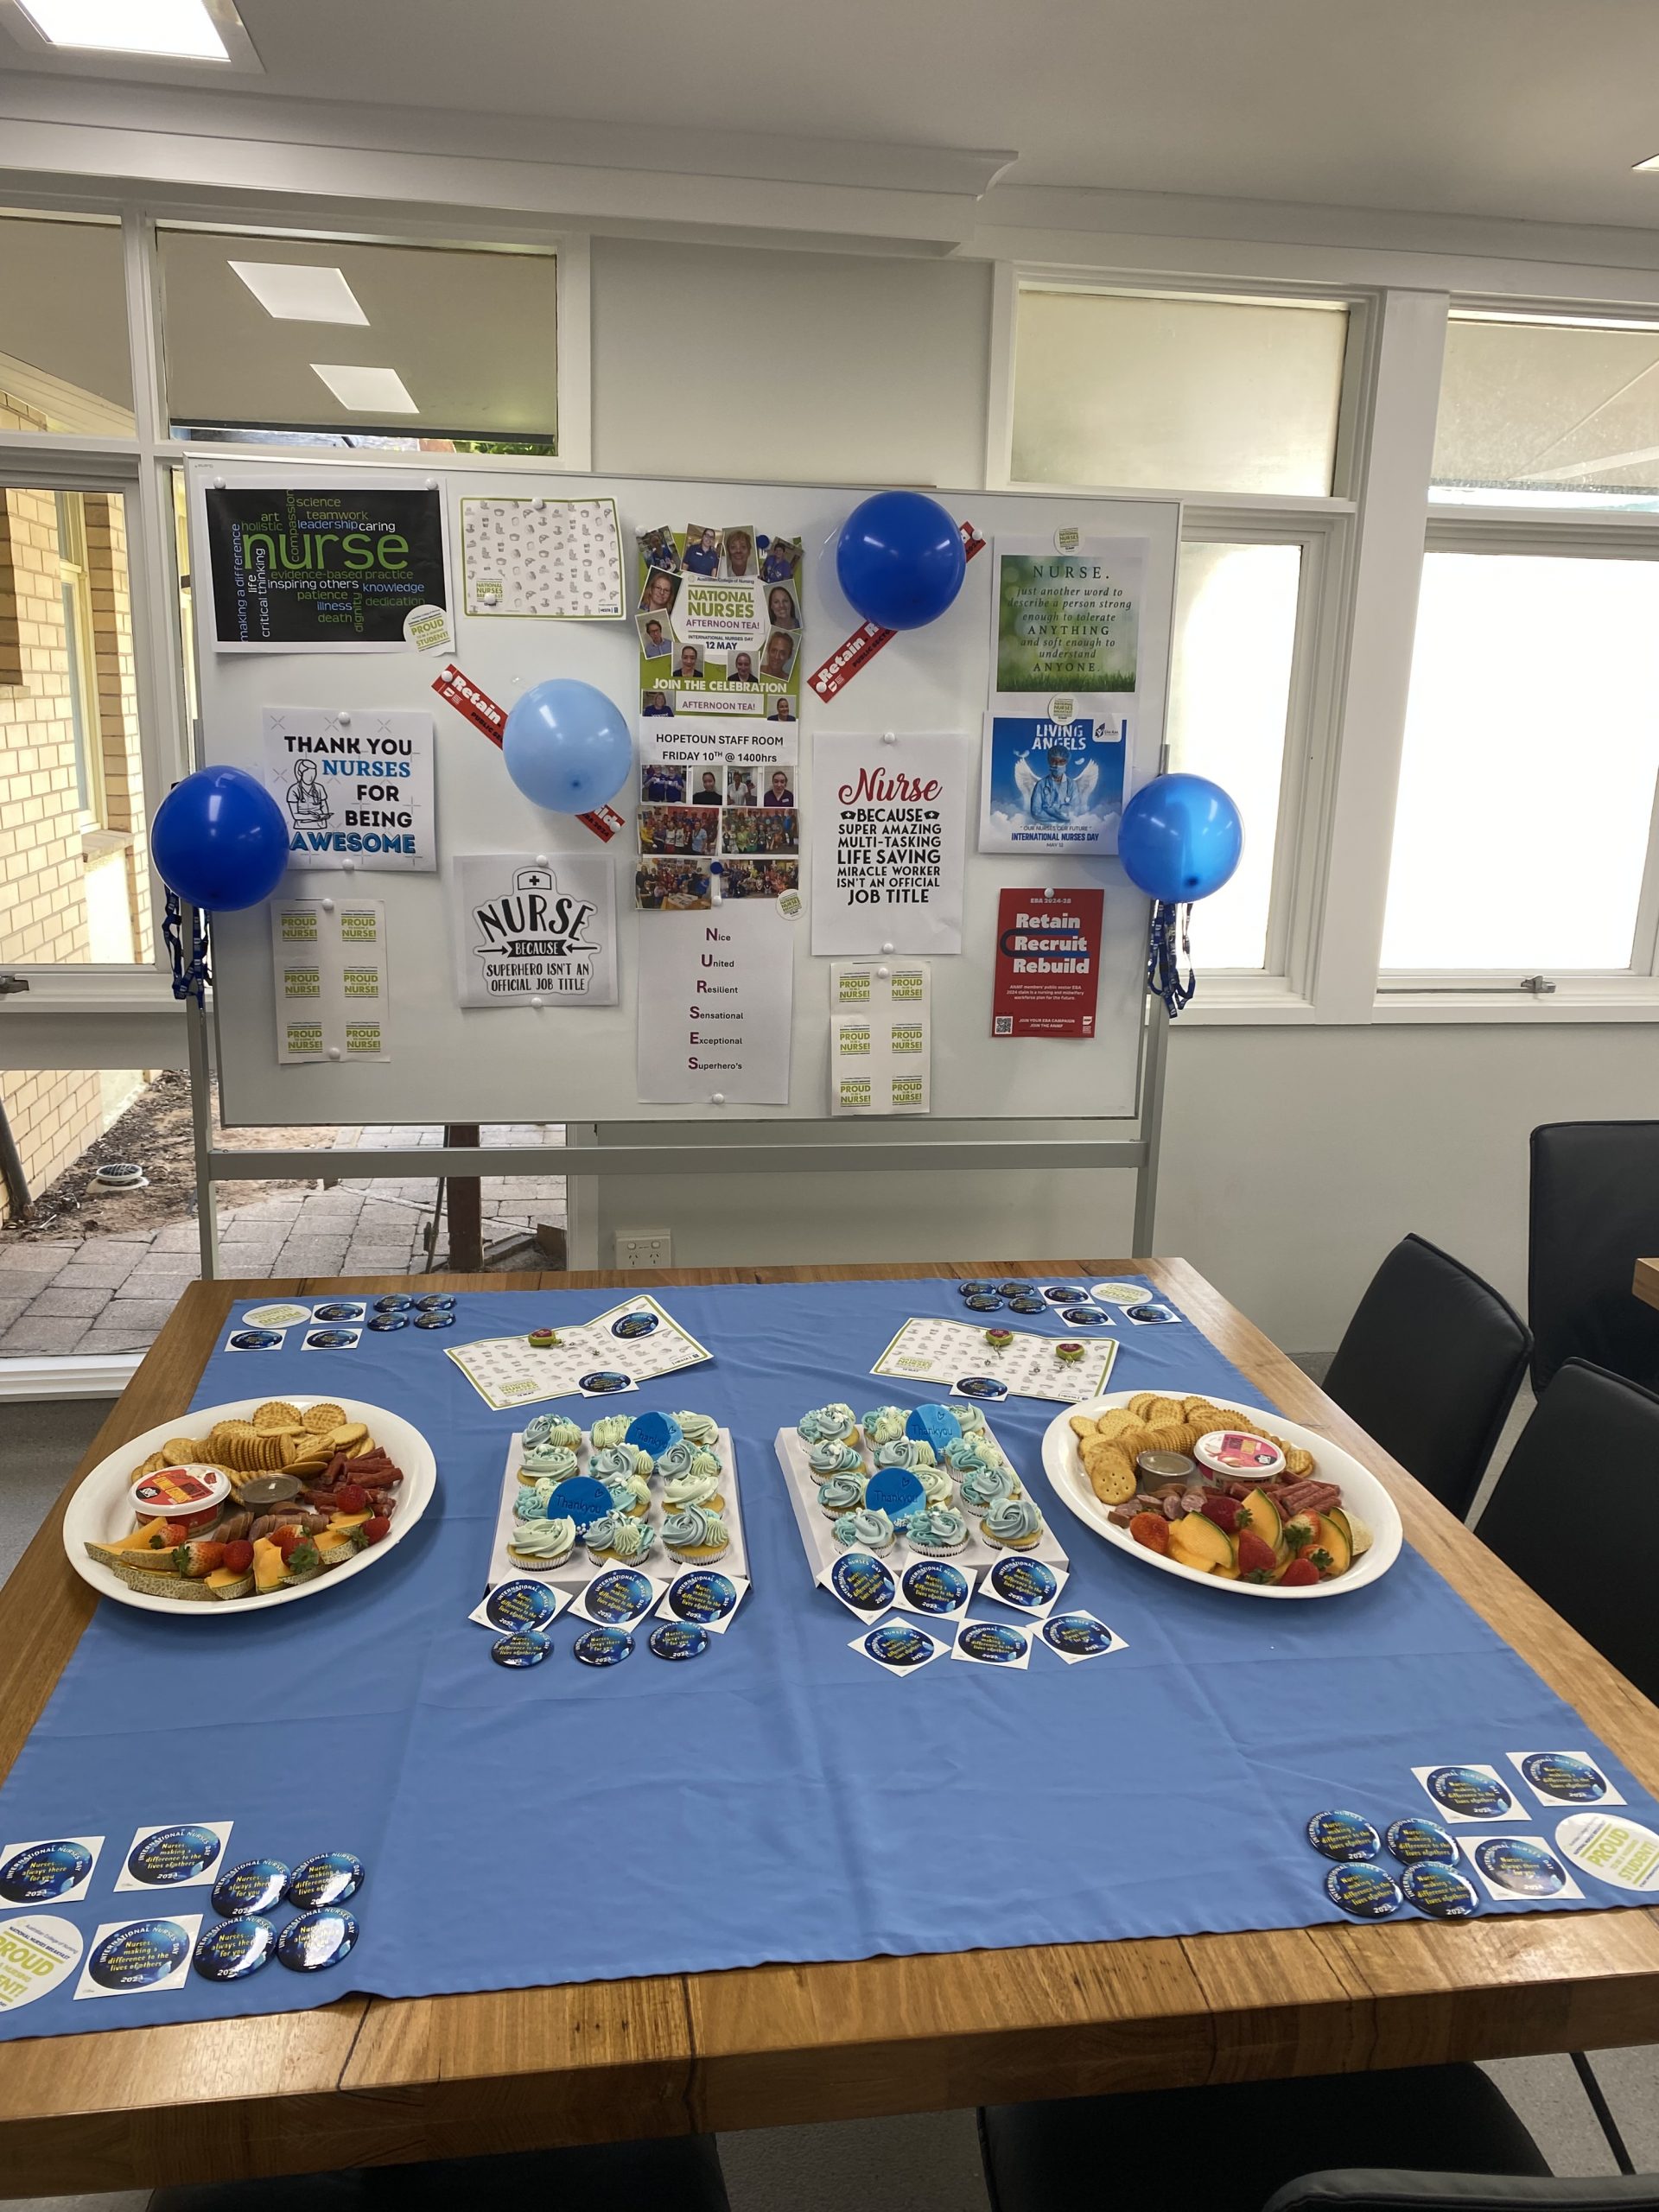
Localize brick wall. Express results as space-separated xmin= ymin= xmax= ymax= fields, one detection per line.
xmin=0 ymin=389 xmax=102 ymax=1217
xmin=83 ymin=493 xmax=152 ymax=962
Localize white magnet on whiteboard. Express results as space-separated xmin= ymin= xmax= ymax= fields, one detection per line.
xmin=876 ymin=965 xmax=890 ymax=979
xmin=213 ymin=475 xmax=225 ymax=490
xmin=327 ymin=1046 xmax=341 ymax=1061
xmin=711 ymin=1093 xmax=726 ymax=1105
xmin=424 ymin=475 xmax=437 ymax=489
xmin=534 ymin=854 xmax=549 ymax=868
xmin=321 ymin=898 xmax=335 ymax=913
xmin=530 ymin=997 xmax=543 ymax=1010
xmin=337 ymin=711 xmax=352 ymax=727
xmin=881 ymin=941 xmax=895 ymax=954
xmin=340 ymin=860 xmax=356 ymax=874
xmin=881 ymin=731 xmax=897 ymax=746
xmin=532 ymin=496 xmax=545 ymax=512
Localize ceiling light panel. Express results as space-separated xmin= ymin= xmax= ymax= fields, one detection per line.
xmin=17 ymin=0 xmax=228 ymax=57
xmin=310 ymin=364 xmax=421 ymax=415
xmin=230 ymin=262 xmax=369 ymax=326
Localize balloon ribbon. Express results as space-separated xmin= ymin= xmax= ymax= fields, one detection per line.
xmin=1147 ymin=900 xmax=1196 ymax=1019
xmin=162 ymin=891 xmax=213 ymax=1007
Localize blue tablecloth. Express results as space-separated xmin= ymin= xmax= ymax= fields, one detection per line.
xmin=0 ymin=1274 xmax=1650 ymax=2042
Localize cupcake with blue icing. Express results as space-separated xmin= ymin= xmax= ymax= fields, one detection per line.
xmin=588 ymin=1414 xmax=633 ymax=1451
xmin=817 ymin=1471 xmax=867 ymax=1522
xmin=672 ymin=1411 xmax=721 ymax=1446
xmin=591 ymin=1442 xmax=653 ymax=1485
xmin=663 ymin=1504 xmax=730 ymax=1563
xmin=598 ymin=1467 xmax=652 ymax=1520
xmin=916 ymin=1463 xmax=954 ymax=1510
xmin=808 ymin=1438 xmax=862 ymax=1478
xmin=902 ymin=1504 xmax=969 ymax=1558
xmin=833 ymin=1506 xmax=896 ymax=1554
xmin=980 ymin=1496 xmax=1045 ymax=1553
xmin=797 ymin=1402 xmax=857 ymax=1445
xmin=874 ymin=1436 xmax=936 ymax=1471
xmin=860 ymin=1405 xmax=908 ymax=1447
xmin=586 ymin=1511 xmax=661 ymax=1568
xmin=662 ymin=1464 xmax=724 ymax=1513
xmin=523 ymin=1412 xmax=582 ymax=1452
xmin=942 ymin=1435 xmax=995 ymax=1476
xmin=656 ymin=1440 xmax=721 ymax=1485
xmin=957 ymin=1460 xmax=1020 ymax=1518
xmin=519 ymin=1440 xmax=579 ymax=1484
xmin=513 ymin=1477 xmax=558 ymax=1522
xmin=506 ymin=1514 xmax=577 ymax=1571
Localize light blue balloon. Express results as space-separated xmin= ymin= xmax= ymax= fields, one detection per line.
xmin=1118 ymin=772 xmax=1243 ymax=903
xmin=501 ymin=679 xmax=632 ymax=812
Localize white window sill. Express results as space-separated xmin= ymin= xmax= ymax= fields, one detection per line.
xmin=1374 ymin=988 xmax=1659 ymax=1023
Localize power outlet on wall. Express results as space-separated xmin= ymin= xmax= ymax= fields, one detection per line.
xmin=614 ymin=1228 xmax=673 ymax=1270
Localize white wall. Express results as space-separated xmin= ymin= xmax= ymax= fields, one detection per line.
xmin=583 ymin=241 xmax=1658 ymax=1366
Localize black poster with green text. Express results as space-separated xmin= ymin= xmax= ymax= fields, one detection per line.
xmin=205 ymin=484 xmax=448 ymax=649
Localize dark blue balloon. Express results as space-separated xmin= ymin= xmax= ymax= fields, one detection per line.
xmin=836 ymin=491 xmax=965 ymax=631
xmin=1118 ymin=772 xmax=1243 ymax=904
xmin=502 ymin=679 xmax=632 ymax=812
xmin=150 ymin=766 xmax=289 ymax=911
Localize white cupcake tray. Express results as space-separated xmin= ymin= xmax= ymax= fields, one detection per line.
xmin=487 ymin=1427 xmax=747 ymax=1591
xmin=772 ymin=1418 xmax=1067 ymax=1593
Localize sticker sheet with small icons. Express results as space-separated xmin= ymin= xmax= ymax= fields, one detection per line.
xmin=460 ymin=497 xmax=624 ymax=619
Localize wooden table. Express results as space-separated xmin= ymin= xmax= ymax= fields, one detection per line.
xmin=4 ymin=1258 xmax=1659 ymax=2195
xmin=1633 ymin=1257 xmax=1659 ymax=1311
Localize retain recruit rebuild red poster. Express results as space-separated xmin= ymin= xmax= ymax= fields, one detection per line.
xmin=991 ymin=887 xmax=1105 ymax=1039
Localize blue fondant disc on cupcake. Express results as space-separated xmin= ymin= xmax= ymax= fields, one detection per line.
xmin=546 ymin=1475 xmax=613 ymax=1531
xmin=1324 ymin=1862 xmax=1401 ymax=1919
xmin=625 ymin=1410 xmax=681 ymax=1456
xmin=830 ymin=1550 xmax=896 ymax=1614
xmin=1306 ymin=1810 xmax=1382 ymax=1863
xmin=194 ymin=1915 xmax=276 ymax=1981
xmin=866 ymin=1467 xmax=925 ymax=1523
xmin=649 ymin=1624 xmax=710 ymax=1662
xmin=906 ymin=1405 xmax=961 ymax=1458
xmin=1385 ymin=1817 xmax=1458 ymax=1866
xmin=573 ymin=1625 xmax=634 ymax=1667
xmin=1402 ymin=1860 xmax=1480 ymax=1918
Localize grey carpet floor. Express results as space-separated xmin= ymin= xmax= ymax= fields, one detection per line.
xmin=0 ymin=1397 xmax=1650 ymax=2209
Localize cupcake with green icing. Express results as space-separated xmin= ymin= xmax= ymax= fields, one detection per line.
xmin=600 ymin=1470 xmax=652 ymax=1519
xmin=874 ymin=1436 xmax=937 ymax=1470
xmin=523 ymin=1413 xmax=582 ymax=1452
xmin=833 ymin=1506 xmax=896 ymax=1554
xmin=588 ymin=1414 xmax=632 ymax=1451
xmin=586 ymin=1511 xmax=661 ymax=1568
xmin=506 ymin=1514 xmax=577 ymax=1570
xmin=902 ymin=1504 xmax=970 ymax=1558
xmin=663 ymin=1504 xmax=730 ymax=1563
xmin=672 ymin=1411 xmax=720 ymax=1446
xmin=797 ymin=1402 xmax=856 ymax=1444
xmin=519 ymin=1440 xmax=578 ymax=1484
xmin=591 ymin=1443 xmax=652 ymax=1485
xmin=514 ymin=1478 xmax=557 ymax=1522
xmin=662 ymin=1465 xmax=724 ymax=1513
xmin=980 ymin=1496 xmax=1045 ymax=1552
xmin=860 ymin=1406 xmax=908 ymax=1446
xmin=917 ymin=1463 xmax=954 ymax=1510
xmin=957 ymin=1461 xmax=1020 ymax=1518
xmin=807 ymin=1438 xmax=862 ymax=1478
xmin=816 ymin=1471 xmax=866 ymax=1521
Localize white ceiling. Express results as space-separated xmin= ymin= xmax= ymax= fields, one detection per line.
xmin=7 ymin=0 xmax=1659 ymax=236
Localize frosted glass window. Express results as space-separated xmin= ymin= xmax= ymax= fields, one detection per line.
xmin=1383 ymin=553 xmax=1659 ymax=970
xmin=159 ymin=230 xmax=556 ymax=448
xmin=0 ymin=213 xmax=134 ymax=435
xmin=1013 ymin=289 xmax=1347 ymax=496
xmin=1165 ymin=541 xmax=1303 ymax=969
xmin=1434 ymin=316 xmax=1659 ymax=506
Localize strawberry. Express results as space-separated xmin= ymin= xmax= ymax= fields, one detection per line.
xmin=360 ymin=1515 xmax=391 ymax=1546
xmin=334 ymin=1483 xmax=369 ymax=1514
xmin=1199 ymin=1492 xmax=1241 ymax=1534
xmin=1279 ymin=1556 xmax=1319 ymax=1586
xmin=1236 ymin=1529 xmax=1276 ymax=1578
xmin=283 ymin=1539 xmax=322 ymax=1581
xmin=273 ymin=1524 xmax=304 ymax=1558
xmin=174 ymin=1540 xmax=226 ymax=1579
xmin=220 ymin=1538 xmax=252 ymax=1575
xmin=1282 ymin=1510 xmax=1323 ymax=1554
xmin=1128 ymin=1510 xmax=1170 ymax=1555
xmin=1304 ymin=1546 xmax=1338 ymax=1580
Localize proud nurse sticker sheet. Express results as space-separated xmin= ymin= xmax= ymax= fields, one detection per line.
xmin=872 ymin=1315 xmax=1117 ymax=1404
xmin=446 ymin=1294 xmax=714 ymax=1410
xmin=261 ymin=709 xmax=435 ymax=873
xmin=270 ymin=898 xmax=389 ymax=1064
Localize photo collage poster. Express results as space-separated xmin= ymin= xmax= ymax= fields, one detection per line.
xmin=633 ymin=524 xmax=804 ymax=912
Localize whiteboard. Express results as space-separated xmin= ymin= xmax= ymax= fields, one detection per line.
xmin=192 ymin=459 xmax=1178 ymax=1127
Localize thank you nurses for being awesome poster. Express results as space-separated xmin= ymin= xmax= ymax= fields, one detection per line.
xmin=204 ymin=482 xmax=448 ymax=650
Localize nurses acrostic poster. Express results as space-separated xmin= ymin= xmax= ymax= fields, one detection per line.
xmin=263 ymin=709 xmax=435 ymax=873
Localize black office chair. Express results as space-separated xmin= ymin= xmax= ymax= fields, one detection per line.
xmin=1320 ymin=1235 xmax=1531 ymax=1520
xmin=148 ymin=2134 xmax=731 ymax=2212
xmin=1529 ymin=1122 xmax=1659 ymax=1396
xmin=979 ymin=2065 xmax=1551 ymax=2212
xmin=1474 ymin=1357 xmax=1659 ymax=1706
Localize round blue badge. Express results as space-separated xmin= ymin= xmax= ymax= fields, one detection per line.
xmin=312 ymin=1302 xmax=364 ymax=1323
xmin=1043 ymin=1285 xmax=1089 ymax=1303
xmin=953 ymin=1375 xmax=1008 ymax=1400
xmin=574 ymin=1626 xmax=634 ymax=1667
xmin=584 ymin=1567 xmax=655 ymax=1625
xmin=415 ymin=1294 xmax=455 ymax=1313
xmin=663 ymin=1569 xmax=738 ymax=1625
xmin=373 ymin=1294 xmax=413 ymax=1313
xmin=963 ymin=1294 xmax=1005 ymax=1313
xmin=1422 ymin=1765 xmax=1516 ymax=1821
xmin=957 ymin=1281 xmax=997 ymax=1298
xmin=276 ymin=1908 xmax=358 ymax=1973
xmin=1059 ymin=1306 xmax=1109 ymax=1326
xmin=0 ymin=1839 xmax=93 ymax=1904
xmin=1041 ymin=1613 xmax=1116 ymax=1657
xmin=491 ymin=1630 xmax=550 ymax=1669
xmin=1471 ymin=1836 xmax=1570 ymax=1897
xmin=1009 ymin=1297 xmax=1047 ymax=1314
xmin=866 ymin=1466 xmax=925 ymax=1523
xmin=1402 ymin=1860 xmax=1481 ymax=1918
xmin=228 ymin=1329 xmax=282 ymax=1351
xmin=830 ymin=1551 xmax=897 ymax=1614
xmin=286 ymin=1852 xmax=365 ymax=1909
xmin=988 ymin=1555 xmax=1058 ymax=1611
xmin=626 ymin=1410 xmax=681 ymax=1455
xmin=899 ymin=1560 xmax=969 ymax=1616
xmin=578 ymin=1370 xmax=632 ymax=1394
xmin=612 ymin=1312 xmax=658 ymax=1338
xmin=194 ymin=1914 xmax=276 ymax=1981
xmin=305 ymin=1328 xmax=357 ymax=1349
xmin=649 ymin=1624 xmax=709 ymax=1662
xmin=484 ymin=1580 xmax=561 ymax=1633
xmin=1325 ymin=1862 xmax=1402 ymax=1920
xmin=1520 ymin=1752 xmax=1609 ymax=1803
xmin=125 ymin=1822 xmax=224 ymax=1888
xmin=997 ymin=1281 xmax=1036 ymax=1298
xmin=545 ymin=1475 xmax=615 ymax=1531
xmin=86 ymin=1916 xmax=192 ymax=1991
xmin=1385 ymin=1817 xmax=1459 ymax=1866
xmin=861 ymin=1621 xmax=937 ymax=1669
xmin=413 ymin=1312 xmax=454 ymax=1330
xmin=366 ymin=1314 xmax=409 ymax=1332
xmin=212 ymin=1858 xmax=290 ymax=1917
xmin=1306 ymin=1810 xmax=1382 ymax=1863
xmin=957 ymin=1621 xmax=1027 ymax=1664
xmin=1124 ymin=1302 xmax=1176 ymax=1324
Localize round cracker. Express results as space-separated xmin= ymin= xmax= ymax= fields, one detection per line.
xmin=302 ymin=1401 xmax=347 ymax=1434
xmin=1082 ymin=1441 xmax=1138 ymax=1504
xmin=159 ymin=1435 xmax=203 ymax=1463
xmin=251 ymin=1400 xmax=302 ymax=1430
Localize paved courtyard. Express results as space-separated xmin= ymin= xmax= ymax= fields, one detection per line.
xmin=0 ymin=1122 xmax=565 ymax=1359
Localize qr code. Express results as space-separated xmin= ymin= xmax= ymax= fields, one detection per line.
xmin=993 ymin=1015 xmax=1012 ymax=1035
